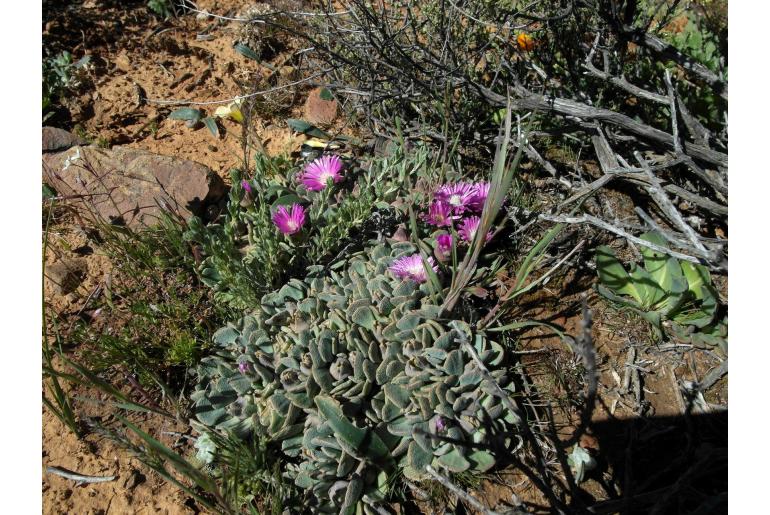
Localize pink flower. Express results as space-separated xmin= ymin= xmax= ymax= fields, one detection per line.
xmin=423 ymin=200 xmax=454 ymax=227
xmin=241 ymin=179 xmax=253 ymax=194
xmin=469 ymin=182 xmax=490 ymax=213
xmin=389 ymin=254 xmax=438 ymax=283
xmin=272 ymin=203 xmax=306 ymax=235
xmin=435 ymin=182 xmax=476 ymax=214
xmin=436 ymin=233 xmax=453 ymax=260
xmin=458 ymin=216 xmax=492 ymax=243
xmin=300 ymin=155 xmax=343 ymax=191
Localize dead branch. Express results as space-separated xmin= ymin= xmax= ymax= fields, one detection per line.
xmin=626 ymin=30 xmax=727 ymax=100
xmin=473 ymin=83 xmax=727 ymax=168
xmin=633 ymin=152 xmax=708 ymax=254
xmin=511 ymin=208 xmax=724 ymax=268
xmin=696 ymin=359 xmax=728 ymax=393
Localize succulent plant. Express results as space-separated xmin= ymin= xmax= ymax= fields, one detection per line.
xmin=595 ymin=231 xmax=727 ymax=352
xmin=192 ymin=240 xmax=518 ymax=512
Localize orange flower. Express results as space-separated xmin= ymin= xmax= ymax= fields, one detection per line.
xmin=516 ymin=33 xmax=536 ymax=52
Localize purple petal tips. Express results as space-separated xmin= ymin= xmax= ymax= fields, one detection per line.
xmin=389 ymin=254 xmax=438 ymax=283
xmin=469 ymin=181 xmax=490 ymax=213
xmin=423 ymin=200 xmax=454 ymax=227
xmin=435 ymin=182 xmax=476 ymax=214
xmin=459 ymin=216 xmax=493 ymax=243
xmin=300 ymin=154 xmax=343 ymax=191
xmin=272 ymin=203 xmax=307 ymax=235
xmin=436 ymin=233 xmax=453 ymax=260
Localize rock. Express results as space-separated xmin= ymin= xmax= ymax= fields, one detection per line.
xmin=46 ymin=258 xmax=88 ymax=295
xmin=113 ymin=50 xmax=132 ymax=73
xmin=42 ymin=146 xmax=226 ymax=228
xmin=42 ymin=127 xmax=87 ymax=153
xmin=120 ymin=469 xmax=145 ymax=491
xmin=303 ymin=87 xmax=338 ymax=127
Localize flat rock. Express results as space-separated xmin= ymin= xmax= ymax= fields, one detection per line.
xmin=42 ymin=146 xmax=226 ymax=228
xmin=303 ymin=87 xmax=338 ymax=127
xmin=42 ymin=127 xmax=87 ymax=153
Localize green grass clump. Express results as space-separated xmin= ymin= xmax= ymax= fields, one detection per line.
xmin=66 ymin=211 xmax=236 ymax=391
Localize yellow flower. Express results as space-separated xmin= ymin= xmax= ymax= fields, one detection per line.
xmin=214 ymin=99 xmax=244 ymax=123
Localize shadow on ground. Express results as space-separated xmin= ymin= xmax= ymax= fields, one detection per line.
xmin=576 ymin=409 xmax=727 ymax=514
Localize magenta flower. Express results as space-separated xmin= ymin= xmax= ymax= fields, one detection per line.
xmin=238 ymin=362 xmax=250 ymax=374
xmin=435 ymin=182 xmax=476 ymax=214
xmin=423 ymin=200 xmax=454 ymax=227
xmin=300 ymin=155 xmax=343 ymax=191
xmin=436 ymin=233 xmax=453 ymax=260
xmin=459 ymin=216 xmax=492 ymax=243
xmin=272 ymin=203 xmax=306 ymax=235
xmin=435 ymin=416 xmax=447 ymax=432
xmin=389 ymin=254 xmax=438 ymax=283
xmin=241 ymin=179 xmax=253 ymax=194
xmin=469 ymin=182 xmax=490 ymax=213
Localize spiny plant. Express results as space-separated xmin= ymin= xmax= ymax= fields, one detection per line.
xmin=596 ymin=231 xmax=727 ymax=352
xmin=191 ymin=240 xmax=518 ymax=513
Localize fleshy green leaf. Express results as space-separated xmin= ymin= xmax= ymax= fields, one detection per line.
xmin=680 ymin=261 xmax=712 ymax=300
xmin=233 ymin=43 xmax=260 ymax=61
xmin=436 ymin=448 xmax=471 ymax=472
xmin=444 ymin=350 xmax=464 ymax=376
xmin=168 ymin=108 xmax=203 ymax=122
xmin=628 ymin=262 xmax=666 ymax=310
xmin=202 ymin=116 xmax=219 ymax=138
xmin=596 ymin=246 xmax=644 ymax=306
xmin=271 ymin=194 xmax=303 ymax=211
xmin=468 ymin=450 xmax=496 ymax=472
xmin=316 ymin=395 xmax=365 ymax=447
xmin=407 ymin=440 xmax=432 ymax=472
xmin=383 ymin=384 xmax=409 ymax=409
xmin=351 ymin=306 xmax=376 ymax=330
xmin=212 ymin=326 xmax=239 ymax=346
xmin=340 ymin=477 xmax=363 ymax=515
xmin=287 ymin=118 xmax=330 ymax=139
xmin=640 ymin=232 xmax=685 ymax=294
xmin=315 ymin=395 xmax=389 ymax=459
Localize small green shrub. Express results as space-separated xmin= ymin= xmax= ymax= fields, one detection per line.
xmin=69 ymin=212 xmax=234 ymax=387
xmin=192 ymin=240 xmax=517 ymax=512
xmin=42 ymin=51 xmax=90 ymax=118
xmin=184 ymin=147 xmax=430 ymax=310
xmin=147 ymin=0 xmax=172 ymax=18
